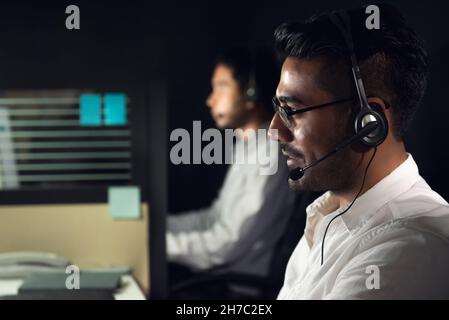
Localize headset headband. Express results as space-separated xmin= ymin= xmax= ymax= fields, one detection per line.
xmin=329 ymin=11 xmax=370 ymax=111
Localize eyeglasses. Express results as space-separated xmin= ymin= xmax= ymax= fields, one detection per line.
xmin=272 ymin=96 xmax=356 ymax=129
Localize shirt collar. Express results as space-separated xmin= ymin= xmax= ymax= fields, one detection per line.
xmin=306 ymin=153 xmax=420 ymax=237
xmin=304 ymin=192 xmax=339 ymax=247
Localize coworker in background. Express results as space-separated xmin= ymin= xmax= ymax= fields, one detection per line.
xmin=167 ymin=48 xmax=308 ymax=298
xmin=270 ymin=4 xmax=449 ymax=299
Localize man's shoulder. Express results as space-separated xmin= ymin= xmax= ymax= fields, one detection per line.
xmin=372 ymin=176 xmax=449 ymax=235
xmin=391 ymin=176 xmax=448 ymax=210
xmin=357 ymin=207 xmax=449 ymax=257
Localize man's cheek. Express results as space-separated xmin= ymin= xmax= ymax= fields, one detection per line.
xmin=294 ymin=121 xmax=324 ymax=162
xmin=293 ymin=122 xmax=312 ymax=148
xmin=220 ymin=97 xmax=235 ymax=113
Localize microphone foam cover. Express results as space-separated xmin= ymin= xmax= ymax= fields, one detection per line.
xmin=289 ymin=168 xmax=304 ymax=181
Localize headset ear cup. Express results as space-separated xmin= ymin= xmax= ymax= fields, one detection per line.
xmin=245 ymin=85 xmax=258 ymax=102
xmin=355 ymin=104 xmax=388 ymax=147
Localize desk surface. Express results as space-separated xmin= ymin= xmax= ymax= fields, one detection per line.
xmin=0 ymin=275 xmax=146 ymax=300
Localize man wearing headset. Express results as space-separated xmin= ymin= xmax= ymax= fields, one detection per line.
xmin=167 ymin=48 xmax=303 ymax=298
xmin=270 ymin=4 xmax=449 ymax=299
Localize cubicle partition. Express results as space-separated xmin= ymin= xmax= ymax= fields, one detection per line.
xmin=0 ymin=83 xmax=169 ymax=298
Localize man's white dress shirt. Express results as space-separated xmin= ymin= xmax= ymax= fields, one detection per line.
xmin=278 ymin=154 xmax=449 ymax=299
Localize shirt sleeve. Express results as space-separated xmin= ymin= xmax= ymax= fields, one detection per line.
xmin=323 ymin=226 xmax=449 ymax=300
xmin=166 ymin=170 xmax=270 ymax=270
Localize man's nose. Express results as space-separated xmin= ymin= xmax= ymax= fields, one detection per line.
xmin=269 ymin=113 xmax=294 ymax=143
xmin=206 ymin=93 xmax=215 ymax=109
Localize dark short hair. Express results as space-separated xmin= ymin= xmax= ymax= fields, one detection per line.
xmin=274 ymin=3 xmax=429 ymax=138
xmin=215 ymin=47 xmax=279 ymax=114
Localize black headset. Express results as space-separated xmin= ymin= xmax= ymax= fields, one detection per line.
xmin=329 ymin=11 xmax=388 ymax=148
xmin=314 ymin=11 xmax=389 ymax=266
xmin=245 ymin=50 xmax=259 ymax=102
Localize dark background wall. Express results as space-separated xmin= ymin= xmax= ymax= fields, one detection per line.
xmin=0 ymin=0 xmax=447 ymax=211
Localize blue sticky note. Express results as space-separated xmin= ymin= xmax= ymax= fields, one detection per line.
xmin=104 ymin=93 xmax=127 ymax=126
xmin=108 ymin=186 xmax=141 ymax=220
xmin=80 ymin=94 xmax=102 ymax=126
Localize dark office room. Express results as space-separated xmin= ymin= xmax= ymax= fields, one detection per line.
xmin=0 ymin=0 xmax=448 ymax=310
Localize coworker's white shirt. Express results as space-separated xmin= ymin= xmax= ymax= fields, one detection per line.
xmin=167 ymin=131 xmax=296 ymax=276
xmin=278 ymin=154 xmax=449 ymax=299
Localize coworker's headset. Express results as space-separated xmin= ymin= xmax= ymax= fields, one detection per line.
xmin=244 ymin=50 xmax=259 ymax=102
xmin=289 ymin=11 xmax=389 ymax=181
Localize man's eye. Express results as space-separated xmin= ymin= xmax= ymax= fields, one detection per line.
xmin=283 ymin=105 xmax=295 ymax=112
xmin=215 ymin=83 xmax=229 ymax=90
xmin=284 ymin=105 xmax=301 ymax=113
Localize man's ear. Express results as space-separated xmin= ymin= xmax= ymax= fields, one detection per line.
xmin=367 ymin=96 xmax=392 ymax=123
xmin=367 ymin=96 xmax=396 ymax=140
xmin=245 ymin=100 xmax=256 ymax=110
xmin=367 ymin=97 xmax=389 ymax=112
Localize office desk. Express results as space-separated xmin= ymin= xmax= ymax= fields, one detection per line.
xmin=0 ymin=275 xmax=146 ymax=300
